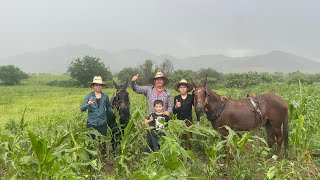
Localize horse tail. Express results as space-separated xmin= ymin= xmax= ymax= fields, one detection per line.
xmin=283 ymin=112 xmax=289 ymax=152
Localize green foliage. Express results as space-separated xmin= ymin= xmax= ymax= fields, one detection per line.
xmin=1 ymin=74 xmax=320 ymax=179
xmin=196 ymin=68 xmax=225 ymax=88
xmin=168 ymin=69 xmax=195 ymax=86
xmin=287 ymin=71 xmax=313 ymax=85
xmin=0 ymin=65 xmax=29 ymax=86
xmin=21 ymin=74 xmax=72 ymax=86
xmin=117 ymin=67 xmax=139 ymax=84
xmin=67 ymin=56 xmax=113 ymax=87
xmin=46 ymin=79 xmax=80 ymax=87
xmin=117 ymin=59 xmax=174 ymax=85
xmin=115 ymin=64 xmax=320 ymax=89
xmin=225 ymin=72 xmax=274 ymax=88
xmin=156 ymin=59 xmax=174 ymax=77
xmin=310 ymin=73 xmax=320 ymax=82
xmin=137 ymin=60 xmax=157 ymax=85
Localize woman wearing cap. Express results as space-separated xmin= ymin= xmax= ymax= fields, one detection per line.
xmin=80 ymin=76 xmax=114 ymax=156
xmin=173 ymin=79 xmax=194 ymax=149
xmin=131 ymin=71 xmax=173 ymax=116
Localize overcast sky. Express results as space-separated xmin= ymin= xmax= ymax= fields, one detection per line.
xmin=0 ymin=0 xmax=319 ymax=60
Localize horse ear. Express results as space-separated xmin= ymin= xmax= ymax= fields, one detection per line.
xmin=191 ymin=79 xmax=197 ymax=88
xmin=124 ymin=79 xmax=128 ymax=89
xmin=202 ymin=74 xmax=208 ymax=87
xmin=113 ymin=80 xmax=119 ymax=89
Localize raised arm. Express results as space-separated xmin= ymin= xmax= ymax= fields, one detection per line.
xmin=131 ymin=74 xmax=149 ymax=95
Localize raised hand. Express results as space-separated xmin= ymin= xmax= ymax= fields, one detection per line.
xmin=175 ymin=99 xmax=181 ymax=108
xmin=132 ymin=74 xmax=139 ymax=81
xmin=145 ymin=115 xmax=154 ymax=124
xmin=149 ymin=115 xmax=154 ymax=121
xmin=88 ymin=97 xmax=95 ymax=105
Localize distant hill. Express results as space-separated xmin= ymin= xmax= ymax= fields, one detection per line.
xmin=0 ymin=45 xmax=319 ymax=74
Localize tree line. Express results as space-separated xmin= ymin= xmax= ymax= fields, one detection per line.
xmin=1 ymin=55 xmax=320 ymax=87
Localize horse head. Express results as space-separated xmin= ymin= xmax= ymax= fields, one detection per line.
xmin=113 ymin=80 xmax=130 ymax=118
xmin=191 ymin=75 xmax=208 ymax=118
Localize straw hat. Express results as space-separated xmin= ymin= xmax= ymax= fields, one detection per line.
xmin=149 ymin=71 xmax=169 ymax=85
xmin=173 ymin=79 xmax=194 ymax=93
xmin=87 ymin=76 xmax=107 ymax=87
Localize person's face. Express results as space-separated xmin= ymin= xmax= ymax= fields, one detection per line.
xmin=154 ymin=103 xmax=163 ymax=113
xmin=93 ymin=84 xmax=103 ymax=92
xmin=178 ymin=85 xmax=188 ymax=94
xmin=154 ymin=78 xmax=164 ymax=88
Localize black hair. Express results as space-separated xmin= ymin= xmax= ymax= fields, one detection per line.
xmin=153 ymin=99 xmax=164 ymax=107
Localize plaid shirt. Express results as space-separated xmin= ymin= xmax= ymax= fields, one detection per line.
xmin=131 ymin=81 xmax=173 ymax=114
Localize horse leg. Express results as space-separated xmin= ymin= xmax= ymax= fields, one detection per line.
xmin=111 ymin=126 xmax=120 ymax=152
xmin=273 ymin=127 xmax=283 ymax=159
xmin=218 ymin=127 xmax=236 ymax=164
xmin=265 ymin=122 xmax=275 ymax=149
xmin=111 ymin=131 xmax=116 ymax=152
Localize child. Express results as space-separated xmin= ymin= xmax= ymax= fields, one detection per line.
xmin=172 ymin=79 xmax=194 ymax=149
xmin=145 ymin=100 xmax=170 ymax=151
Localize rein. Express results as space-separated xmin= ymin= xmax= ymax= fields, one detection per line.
xmin=209 ymin=93 xmax=227 ymax=121
xmin=193 ymin=87 xmax=208 ymax=107
xmin=194 ymin=87 xmax=227 ymax=121
xmin=113 ymin=89 xmax=130 ymax=111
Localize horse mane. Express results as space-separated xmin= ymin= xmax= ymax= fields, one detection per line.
xmin=206 ymin=88 xmax=225 ymax=102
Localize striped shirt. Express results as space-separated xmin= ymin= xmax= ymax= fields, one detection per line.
xmin=131 ymin=81 xmax=173 ymax=114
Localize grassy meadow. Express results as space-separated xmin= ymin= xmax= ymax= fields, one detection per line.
xmin=0 ymin=74 xmax=320 ymax=179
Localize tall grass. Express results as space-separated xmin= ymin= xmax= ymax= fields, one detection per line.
xmin=1 ymin=77 xmax=320 ymax=179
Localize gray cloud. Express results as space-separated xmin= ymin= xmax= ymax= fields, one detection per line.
xmin=0 ymin=0 xmax=319 ymax=60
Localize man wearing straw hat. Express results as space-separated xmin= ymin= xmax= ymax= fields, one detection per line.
xmin=132 ymin=71 xmax=173 ymax=151
xmin=81 ymin=76 xmax=114 ymax=156
xmin=131 ymin=71 xmax=173 ymax=115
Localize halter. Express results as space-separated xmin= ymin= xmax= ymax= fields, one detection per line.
xmin=193 ymin=86 xmax=226 ymax=121
xmin=193 ymin=87 xmax=208 ymax=107
xmin=113 ymin=89 xmax=130 ymax=111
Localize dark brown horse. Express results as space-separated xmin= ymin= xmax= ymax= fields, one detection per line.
xmin=191 ymin=75 xmax=289 ymax=158
xmin=109 ymin=80 xmax=130 ymax=151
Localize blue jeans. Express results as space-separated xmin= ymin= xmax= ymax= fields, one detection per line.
xmin=86 ymin=122 xmax=107 ymax=156
xmin=147 ymin=130 xmax=164 ymax=151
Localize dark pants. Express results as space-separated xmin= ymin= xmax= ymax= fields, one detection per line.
xmin=86 ymin=123 xmax=107 ymax=156
xmin=147 ymin=130 xmax=164 ymax=152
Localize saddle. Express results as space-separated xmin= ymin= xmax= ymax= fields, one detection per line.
xmin=246 ymin=93 xmax=263 ymax=125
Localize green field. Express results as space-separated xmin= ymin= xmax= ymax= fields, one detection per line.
xmin=0 ymin=75 xmax=320 ymax=179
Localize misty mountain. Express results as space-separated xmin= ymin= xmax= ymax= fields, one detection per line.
xmin=0 ymin=45 xmax=319 ymax=74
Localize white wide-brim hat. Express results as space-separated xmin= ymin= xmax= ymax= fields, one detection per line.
xmin=149 ymin=71 xmax=169 ymax=86
xmin=173 ymin=79 xmax=194 ymax=93
xmin=87 ymin=76 xmax=107 ymax=87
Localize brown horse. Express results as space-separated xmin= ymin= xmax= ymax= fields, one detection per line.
xmin=109 ymin=80 xmax=130 ymax=151
xmin=191 ymin=75 xmax=289 ymax=158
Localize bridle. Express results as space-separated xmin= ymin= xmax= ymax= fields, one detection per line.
xmin=113 ymin=89 xmax=130 ymax=111
xmin=192 ymin=87 xmax=208 ymax=107
xmin=193 ymin=86 xmax=226 ymax=121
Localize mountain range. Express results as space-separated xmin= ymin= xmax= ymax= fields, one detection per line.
xmin=0 ymin=44 xmax=319 ymax=74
